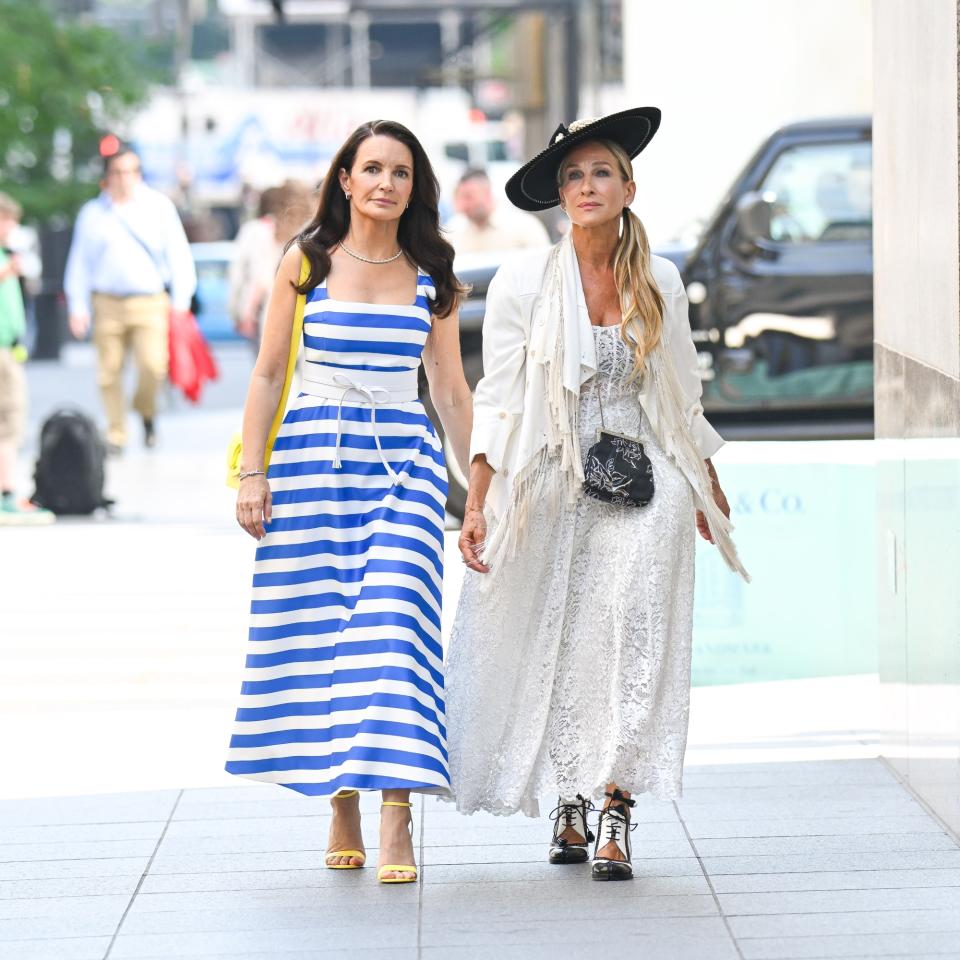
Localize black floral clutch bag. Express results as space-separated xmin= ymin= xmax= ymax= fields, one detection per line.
xmin=583 ymin=428 xmax=655 ymax=507
xmin=582 ymin=379 xmax=654 ymax=507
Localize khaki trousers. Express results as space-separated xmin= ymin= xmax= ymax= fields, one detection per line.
xmin=0 ymin=348 xmax=26 ymax=445
xmin=92 ymin=293 xmax=169 ymax=447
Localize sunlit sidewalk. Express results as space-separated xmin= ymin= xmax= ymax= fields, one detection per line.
xmin=2 ymin=756 xmax=959 ymax=960
xmin=3 ymin=353 xmax=959 ymax=958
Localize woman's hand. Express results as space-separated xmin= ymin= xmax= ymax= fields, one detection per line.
xmin=458 ymin=506 xmax=490 ymax=574
xmin=236 ymin=475 xmax=272 ymax=540
xmin=696 ymin=461 xmax=730 ymax=544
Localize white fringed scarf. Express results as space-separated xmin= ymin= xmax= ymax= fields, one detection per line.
xmin=481 ymin=236 xmax=750 ymax=583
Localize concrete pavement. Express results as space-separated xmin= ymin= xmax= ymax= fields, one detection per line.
xmin=2 ymin=345 xmax=959 ymax=958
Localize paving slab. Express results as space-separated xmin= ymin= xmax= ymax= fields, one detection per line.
xmin=419 ymin=916 xmax=737 ymax=949
xmin=138 ymin=868 xmax=377 ymax=894
xmin=0 ymin=875 xmax=140 ymax=899
xmin=127 ymin=886 xmax=421 ymax=914
xmin=420 ymin=943 xmax=737 ymax=960
xmin=422 ymin=862 xmax=710 ymax=890
xmin=720 ymin=885 xmax=960 ymax=915
xmin=700 ymin=849 xmax=960 ymax=875
xmin=0 ymin=938 xmax=112 ymax=960
xmin=684 ymin=814 xmax=943 ymax=839
xmin=682 ymin=763 xmax=897 ymax=788
xmin=0 ymin=913 xmax=123 ymax=940
xmin=0 ymin=892 xmax=130 ymax=921
xmin=109 ymin=925 xmax=419 ymax=957
xmin=738 ymin=930 xmax=960 ymax=959
xmin=422 ymin=891 xmax=719 ymax=921
xmin=0 ymin=821 xmax=168 ymax=845
xmin=675 ymin=798 xmax=921 ymax=819
xmin=710 ymin=866 xmax=960 ymax=893
xmin=0 ymin=792 xmax=179 ymax=828
xmin=147 ymin=849 xmax=345 ymax=874
xmin=0 ymin=838 xmax=159 ymax=864
xmin=692 ymin=831 xmax=957 ymax=857
xmin=730 ymin=906 xmax=960 ymax=938
xmin=422 ymin=838 xmax=696 ymax=864
xmin=120 ymin=902 xmax=420 ymax=936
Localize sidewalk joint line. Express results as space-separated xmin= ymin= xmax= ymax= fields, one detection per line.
xmin=102 ymin=789 xmax=183 ymax=960
xmin=673 ymin=800 xmax=745 ymax=960
xmin=878 ymin=756 xmax=960 ymax=848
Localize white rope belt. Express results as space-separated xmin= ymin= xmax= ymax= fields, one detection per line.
xmin=301 ymin=371 xmax=419 ymax=485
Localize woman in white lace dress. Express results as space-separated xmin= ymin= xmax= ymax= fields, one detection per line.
xmin=447 ymin=108 xmax=749 ymax=881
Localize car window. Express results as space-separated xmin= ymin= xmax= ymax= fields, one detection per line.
xmin=444 ymin=142 xmax=469 ymax=163
xmin=760 ymin=140 xmax=872 ymax=244
xmin=486 ymin=140 xmax=508 ymax=163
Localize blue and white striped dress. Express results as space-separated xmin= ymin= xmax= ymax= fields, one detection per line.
xmin=226 ymin=271 xmax=450 ymax=797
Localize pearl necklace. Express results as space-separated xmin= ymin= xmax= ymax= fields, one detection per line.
xmin=338 ymin=240 xmax=404 ymax=265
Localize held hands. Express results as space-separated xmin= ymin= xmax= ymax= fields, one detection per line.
xmin=458 ymin=506 xmax=490 ymax=574
xmin=236 ymin=475 xmax=272 ymax=540
xmin=696 ymin=477 xmax=730 ymax=544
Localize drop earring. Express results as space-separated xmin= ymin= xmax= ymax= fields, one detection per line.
xmin=344 ymin=191 xmax=351 ymax=200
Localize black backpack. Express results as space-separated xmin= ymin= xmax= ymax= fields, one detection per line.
xmin=32 ymin=409 xmax=111 ymax=515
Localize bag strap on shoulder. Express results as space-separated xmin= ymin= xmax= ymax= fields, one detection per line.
xmin=263 ymin=252 xmax=309 ymax=469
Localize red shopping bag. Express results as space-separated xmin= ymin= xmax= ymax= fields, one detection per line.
xmin=168 ymin=310 xmax=219 ymax=403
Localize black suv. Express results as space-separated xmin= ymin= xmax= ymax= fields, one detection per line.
xmin=436 ymin=116 xmax=873 ymax=514
xmin=671 ymin=116 xmax=873 ymax=429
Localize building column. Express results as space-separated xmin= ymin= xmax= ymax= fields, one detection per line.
xmin=874 ymin=0 xmax=960 ymax=836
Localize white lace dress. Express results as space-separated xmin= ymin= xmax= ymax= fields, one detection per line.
xmin=447 ymin=325 xmax=696 ymax=817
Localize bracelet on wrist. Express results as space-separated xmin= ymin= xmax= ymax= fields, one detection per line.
xmin=237 ymin=469 xmax=266 ymax=481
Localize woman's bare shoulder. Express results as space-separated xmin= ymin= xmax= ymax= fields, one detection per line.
xmin=278 ymin=243 xmax=304 ymax=279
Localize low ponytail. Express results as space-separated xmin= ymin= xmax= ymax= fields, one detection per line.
xmin=614 ymin=203 xmax=664 ymax=380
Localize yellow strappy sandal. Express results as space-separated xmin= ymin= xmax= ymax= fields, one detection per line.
xmin=377 ymin=801 xmax=418 ymax=884
xmin=325 ymin=790 xmax=366 ymax=870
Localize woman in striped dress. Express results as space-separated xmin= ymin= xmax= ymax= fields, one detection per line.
xmin=229 ymin=120 xmax=472 ymax=884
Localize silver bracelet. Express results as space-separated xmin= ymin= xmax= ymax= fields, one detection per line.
xmin=237 ymin=469 xmax=266 ymax=481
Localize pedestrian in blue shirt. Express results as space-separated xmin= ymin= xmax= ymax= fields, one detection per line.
xmin=64 ymin=147 xmax=196 ymax=453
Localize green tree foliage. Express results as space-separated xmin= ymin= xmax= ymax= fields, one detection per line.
xmin=0 ymin=1 xmax=153 ymax=222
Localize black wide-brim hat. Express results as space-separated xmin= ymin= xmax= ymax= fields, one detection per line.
xmin=505 ymin=106 xmax=661 ymax=211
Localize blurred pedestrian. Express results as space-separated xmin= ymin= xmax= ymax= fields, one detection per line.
xmin=0 ymin=193 xmax=53 ymax=525
xmin=449 ymin=110 xmax=749 ymax=881
xmin=228 ymin=185 xmax=282 ymax=341
xmin=444 ymin=167 xmax=550 ymax=254
xmin=230 ymin=180 xmax=314 ymax=344
xmin=226 ymin=120 xmax=472 ymax=885
xmin=64 ymin=145 xmax=196 ymax=453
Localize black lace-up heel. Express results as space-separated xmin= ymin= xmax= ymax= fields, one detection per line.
xmin=591 ymin=788 xmax=637 ymax=880
xmin=548 ymin=794 xmax=596 ymax=864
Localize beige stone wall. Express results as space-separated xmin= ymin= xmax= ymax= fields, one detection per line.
xmin=874 ymin=0 xmax=960 ymax=837
xmin=874 ymin=0 xmax=960 ymax=387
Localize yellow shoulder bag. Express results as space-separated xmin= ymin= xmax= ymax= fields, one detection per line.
xmin=225 ymin=253 xmax=310 ymax=489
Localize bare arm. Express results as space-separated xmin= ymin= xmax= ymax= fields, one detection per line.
xmin=458 ymin=453 xmax=495 ymax=573
xmin=421 ymin=306 xmax=473 ymax=479
xmin=695 ymin=457 xmax=731 ymax=543
xmin=235 ymin=244 xmax=302 ymax=539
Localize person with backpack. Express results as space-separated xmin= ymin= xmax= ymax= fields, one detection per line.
xmin=0 ymin=193 xmax=53 ymax=525
xmin=63 ymin=145 xmax=196 ymax=454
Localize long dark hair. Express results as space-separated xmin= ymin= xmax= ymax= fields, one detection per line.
xmin=293 ymin=119 xmax=465 ymax=319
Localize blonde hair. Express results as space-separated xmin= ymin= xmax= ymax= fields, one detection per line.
xmin=559 ymin=138 xmax=663 ymax=379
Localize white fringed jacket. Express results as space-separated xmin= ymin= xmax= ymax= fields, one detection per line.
xmin=469 ymin=234 xmax=749 ymax=581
